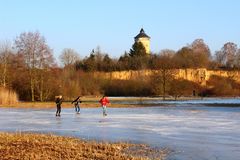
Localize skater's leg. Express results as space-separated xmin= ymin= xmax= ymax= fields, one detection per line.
xmin=56 ymin=105 xmax=59 ymax=116
xmin=56 ymin=105 xmax=61 ymax=116
xmin=59 ymin=106 xmax=61 ymax=116
xmin=102 ymin=105 xmax=107 ymax=116
xmin=75 ymin=105 xmax=77 ymax=112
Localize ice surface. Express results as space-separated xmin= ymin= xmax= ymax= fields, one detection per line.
xmin=111 ymin=97 xmax=240 ymax=105
xmin=0 ymin=99 xmax=240 ymax=160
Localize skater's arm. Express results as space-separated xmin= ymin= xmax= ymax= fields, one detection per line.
xmin=72 ymin=96 xmax=80 ymax=104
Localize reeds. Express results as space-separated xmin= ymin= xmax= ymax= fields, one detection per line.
xmin=0 ymin=132 xmax=168 ymax=160
xmin=0 ymin=87 xmax=18 ymax=105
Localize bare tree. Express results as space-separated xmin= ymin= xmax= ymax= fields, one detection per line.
xmin=223 ymin=42 xmax=237 ymax=68
xmin=215 ymin=42 xmax=238 ymax=68
xmin=235 ymin=49 xmax=240 ymax=68
xmin=159 ymin=49 xmax=175 ymax=58
xmin=36 ymin=44 xmax=55 ymax=101
xmin=191 ymin=39 xmax=211 ymax=57
xmin=215 ymin=50 xmax=225 ymax=66
xmin=14 ymin=31 xmax=54 ymax=101
xmin=0 ymin=41 xmax=13 ymax=88
xmin=151 ymin=50 xmax=176 ymax=100
xmin=59 ymin=48 xmax=80 ymax=67
xmin=190 ymin=39 xmax=211 ymax=68
xmin=174 ymin=47 xmax=195 ymax=68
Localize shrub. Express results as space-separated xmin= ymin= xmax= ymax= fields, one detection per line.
xmin=169 ymin=79 xmax=201 ymax=99
xmin=207 ymin=75 xmax=240 ymax=96
xmin=104 ymin=79 xmax=152 ymax=96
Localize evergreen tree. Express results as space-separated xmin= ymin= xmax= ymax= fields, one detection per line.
xmin=102 ymin=54 xmax=114 ymax=71
xmin=129 ymin=42 xmax=147 ymax=57
xmin=83 ymin=53 xmax=96 ymax=72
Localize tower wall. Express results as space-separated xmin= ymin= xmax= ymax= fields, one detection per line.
xmin=135 ymin=37 xmax=150 ymax=54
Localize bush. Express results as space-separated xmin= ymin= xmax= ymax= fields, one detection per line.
xmin=207 ymin=75 xmax=240 ymax=96
xmin=169 ymin=79 xmax=201 ymax=99
xmin=104 ymin=80 xmax=152 ymax=96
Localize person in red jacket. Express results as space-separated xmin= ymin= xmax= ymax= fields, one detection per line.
xmin=99 ymin=96 xmax=110 ymax=116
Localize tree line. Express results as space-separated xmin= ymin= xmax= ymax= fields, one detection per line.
xmin=1 ymin=31 xmax=240 ymax=101
xmin=74 ymin=39 xmax=240 ymax=71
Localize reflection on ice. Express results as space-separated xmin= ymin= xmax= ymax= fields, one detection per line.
xmin=0 ymin=100 xmax=240 ymax=160
xmin=111 ymin=97 xmax=240 ymax=106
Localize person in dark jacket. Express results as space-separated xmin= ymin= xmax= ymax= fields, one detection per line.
xmin=55 ymin=95 xmax=62 ymax=117
xmin=72 ymin=96 xmax=82 ymax=114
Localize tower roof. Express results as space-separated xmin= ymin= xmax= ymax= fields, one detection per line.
xmin=134 ymin=28 xmax=150 ymax=39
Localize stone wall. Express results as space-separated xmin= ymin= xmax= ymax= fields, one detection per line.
xmin=95 ymin=69 xmax=240 ymax=85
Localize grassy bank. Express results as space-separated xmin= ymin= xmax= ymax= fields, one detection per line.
xmin=0 ymin=132 xmax=169 ymax=160
xmin=0 ymin=101 xmax=135 ymax=108
xmin=0 ymin=96 xmax=204 ymax=108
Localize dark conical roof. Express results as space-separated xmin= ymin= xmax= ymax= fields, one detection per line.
xmin=134 ymin=28 xmax=150 ymax=39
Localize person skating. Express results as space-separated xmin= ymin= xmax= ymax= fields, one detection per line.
xmin=55 ymin=95 xmax=62 ymax=117
xmin=72 ymin=96 xmax=82 ymax=114
xmin=99 ymin=95 xmax=110 ymax=116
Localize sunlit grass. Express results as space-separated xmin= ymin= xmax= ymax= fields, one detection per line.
xmin=0 ymin=87 xmax=18 ymax=105
xmin=0 ymin=132 xmax=168 ymax=160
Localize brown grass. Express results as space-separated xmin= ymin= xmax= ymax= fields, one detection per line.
xmin=0 ymin=132 xmax=169 ymax=160
xmin=0 ymin=87 xmax=18 ymax=105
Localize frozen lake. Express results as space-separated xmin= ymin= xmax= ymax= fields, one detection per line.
xmin=0 ymin=98 xmax=240 ymax=160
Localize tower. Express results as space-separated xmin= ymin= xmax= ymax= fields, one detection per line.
xmin=134 ymin=28 xmax=151 ymax=54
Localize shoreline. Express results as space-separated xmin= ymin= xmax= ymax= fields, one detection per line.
xmin=0 ymin=132 xmax=170 ymax=160
xmin=0 ymin=96 xmax=240 ymax=108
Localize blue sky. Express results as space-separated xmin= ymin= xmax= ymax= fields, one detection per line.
xmin=0 ymin=0 xmax=240 ymax=59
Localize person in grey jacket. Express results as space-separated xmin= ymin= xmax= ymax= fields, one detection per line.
xmin=72 ymin=96 xmax=82 ymax=114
